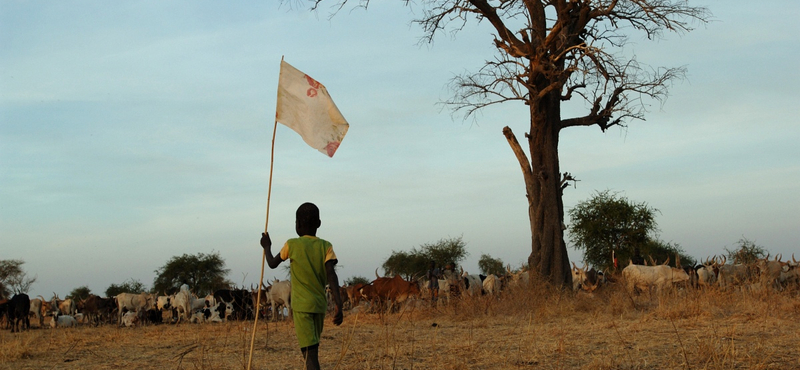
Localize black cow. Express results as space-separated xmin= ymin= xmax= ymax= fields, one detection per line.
xmin=145 ymin=308 xmax=163 ymax=324
xmin=213 ymin=289 xmax=253 ymax=320
xmin=5 ymin=294 xmax=31 ymax=332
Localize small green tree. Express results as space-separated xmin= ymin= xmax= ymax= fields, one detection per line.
xmin=642 ymin=240 xmax=696 ymax=268
xmin=478 ymin=254 xmax=505 ymax=276
xmin=67 ymin=286 xmax=92 ymax=301
xmin=423 ymin=237 xmax=469 ymax=270
xmin=381 ymin=250 xmax=429 ymax=279
xmin=344 ymin=276 xmax=369 ymax=286
xmin=152 ymin=252 xmax=232 ymax=296
xmin=724 ymin=237 xmax=767 ymax=265
xmin=382 ymin=237 xmax=469 ymax=279
xmin=568 ymin=190 xmax=659 ymax=270
xmin=105 ymin=278 xmax=147 ymax=297
xmin=0 ymin=259 xmax=37 ymax=298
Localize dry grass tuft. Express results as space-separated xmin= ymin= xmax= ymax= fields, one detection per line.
xmin=0 ymin=333 xmax=36 ymax=362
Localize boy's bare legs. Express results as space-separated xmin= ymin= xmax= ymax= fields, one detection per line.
xmin=301 ymin=344 xmax=320 ymax=370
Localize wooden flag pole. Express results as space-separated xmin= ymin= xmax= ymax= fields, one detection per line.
xmin=247 ymin=117 xmax=279 ymax=370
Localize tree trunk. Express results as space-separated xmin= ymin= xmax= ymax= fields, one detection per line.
xmin=503 ymin=93 xmax=571 ymax=287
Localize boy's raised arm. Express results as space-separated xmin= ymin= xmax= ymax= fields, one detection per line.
xmin=325 ymin=260 xmax=343 ymax=326
xmin=260 ymin=232 xmax=283 ymax=269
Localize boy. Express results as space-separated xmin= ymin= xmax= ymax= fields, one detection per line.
xmin=260 ymin=202 xmax=343 ymax=370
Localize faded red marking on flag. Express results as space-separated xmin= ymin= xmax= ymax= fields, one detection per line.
xmin=305 ymin=75 xmax=321 ymax=98
xmin=305 ymin=75 xmax=321 ymax=89
xmin=325 ymin=141 xmax=340 ymax=157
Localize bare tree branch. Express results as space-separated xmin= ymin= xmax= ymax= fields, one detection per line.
xmin=297 ymin=0 xmax=711 ymax=286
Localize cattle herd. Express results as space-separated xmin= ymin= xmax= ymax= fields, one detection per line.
xmin=0 ymin=279 xmax=293 ymax=332
xmin=2 ymin=253 xmax=799 ymax=333
xmin=571 ymin=253 xmax=800 ymax=295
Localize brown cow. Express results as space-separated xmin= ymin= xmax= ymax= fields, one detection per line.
xmin=251 ymin=283 xmax=271 ymax=320
xmin=81 ymin=295 xmax=115 ymax=326
xmin=346 ymin=283 xmax=368 ymax=308
xmin=362 ymin=274 xmax=420 ymax=312
xmin=338 ymin=286 xmax=350 ymax=310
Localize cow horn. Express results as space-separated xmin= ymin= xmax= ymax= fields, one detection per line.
xmin=776 ymin=254 xmax=782 ymax=262
xmin=585 ymin=279 xmax=598 ymax=292
xmin=375 ymin=268 xmax=380 ymax=279
xmin=793 ymin=254 xmax=797 ymax=264
xmin=572 ymin=262 xmax=578 ymax=271
xmin=663 ymin=256 xmax=670 ymax=265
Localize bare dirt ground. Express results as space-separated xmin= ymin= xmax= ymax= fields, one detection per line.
xmin=2 ymin=283 xmax=799 ymax=370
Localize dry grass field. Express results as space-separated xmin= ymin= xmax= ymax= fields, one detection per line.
xmin=2 ymin=281 xmax=800 ymax=370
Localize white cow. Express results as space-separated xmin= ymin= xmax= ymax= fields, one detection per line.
xmin=779 ymin=256 xmax=800 ymax=288
xmin=170 ymin=284 xmax=193 ymax=323
xmin=50 ymin=314 xmax=78 ymax=328
xmin=268 ymin=280 xmax=291 ymax=321
xmin=695 ymin=257 xmax=718 ymax=288
xmin=29 ymin=298 xmax=44 ymax=327
xmin=781 ymin=265 xmax=800 ymax=288
xmin=189 ymin=311 xmax=206 ymax=323
xmin=121 ymin=311 xmax=139 ymax=327
xmin=482 ymin=274 xmax=501 ymax=296
xmin=190 ymin=301 xmax=234 ymax=323
xmin=202 ymin=294 xmax=217 ymax=308
xmin=461 ymin=272 xmax=483 ymax=296
xmin=571 ymin=263 xmax=588 ymax=292
xmin=717 ymin=264 xmax=752 ymax=287
xmin=757 ymin=254 xmax=786 ymax=290
xmin=508 ymin=267 xmax=530 ymax=287
xmin=190 ymin=294 xmax=209 ymax=312
xmin=156 ymin=295 xmax=172 ymax=311
xmin=716 ymin=256 xmax=754 ymax=288
xmin=116 ymin=292 xmax=154 ymax=325
xmin=622 ymin=262 xmax=690 ymax=294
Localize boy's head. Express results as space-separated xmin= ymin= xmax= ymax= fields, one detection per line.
xmin=295 ymin=202 xmax=321 ymax=236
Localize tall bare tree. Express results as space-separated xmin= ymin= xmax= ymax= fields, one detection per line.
xmin=311 ymin=0 xmax=710 ymax=286
xmin=0 ymin=259 xmax=37 ymax=298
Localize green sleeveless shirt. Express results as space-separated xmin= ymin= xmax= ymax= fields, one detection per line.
xmin=279 ymin=235 xmax=337 ymax=313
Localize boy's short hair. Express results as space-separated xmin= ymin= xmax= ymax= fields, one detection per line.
xmin=296 ymin=202 xmax=320 ymax=225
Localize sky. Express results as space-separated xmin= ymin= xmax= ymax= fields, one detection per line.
xmin=2 ymin=1 xmax=798 ymax=299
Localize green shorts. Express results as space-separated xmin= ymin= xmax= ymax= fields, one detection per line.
xmin=293 ymin=311 xmax=325 ymax=348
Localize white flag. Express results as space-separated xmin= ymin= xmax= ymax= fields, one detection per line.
xmin=275 ymin=60 xmax=349 ymax=157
